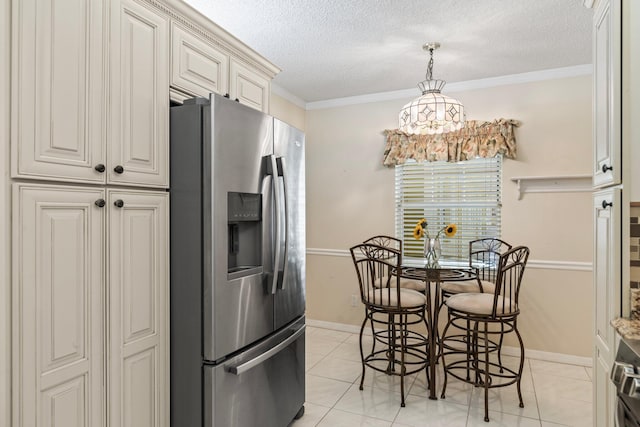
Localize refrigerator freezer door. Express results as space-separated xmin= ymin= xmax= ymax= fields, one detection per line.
xmin=274 ymin=120 xmax=306 ymax=329
xmin=204 ymin=317 xmax=305 ymax=427
xmin=203 ymin=94 xmax=275 ymax=361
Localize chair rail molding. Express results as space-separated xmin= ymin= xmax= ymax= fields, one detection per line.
xmin=306 ymin=248 xmax=592 ymax=271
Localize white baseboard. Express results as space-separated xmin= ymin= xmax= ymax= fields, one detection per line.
xmin=306 ymin=318 xmax=593 ymax=367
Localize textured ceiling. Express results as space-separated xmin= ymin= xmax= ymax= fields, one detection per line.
xmin=184 ymin=0 xmax=593 ymax=103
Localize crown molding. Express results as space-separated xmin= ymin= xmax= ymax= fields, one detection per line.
xmin=305 ymin=64 xmax=593 ymax=111
xmin=149 ymin=0 xmax=281 ymax=78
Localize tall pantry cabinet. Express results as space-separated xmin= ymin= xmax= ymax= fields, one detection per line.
xmin=591 ymin=0 xmax=634 ymax=426
xmin=11 ymin=0 xmax=170 ymax=425
xmin=9 ymin=0 xmax=279 ymax=425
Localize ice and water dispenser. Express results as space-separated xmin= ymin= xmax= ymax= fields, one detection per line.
xmin=227 ymin=192 xmax=262 ymax=280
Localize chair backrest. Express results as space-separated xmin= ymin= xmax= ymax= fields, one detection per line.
xmin=363 ymin=235 xmax=402 ymax=252
xmin=350 ymin=243 xmax=403 ymax=309
xmin=469 ymin=238 xmax=513 ymax=283
xmin=491 ymin=246 xmax=530 ymax=317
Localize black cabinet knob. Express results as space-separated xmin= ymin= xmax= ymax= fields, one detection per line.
xmin=94 ymin=164 xmax=106 ymax=173
xmin=602 ymin=200 xmax=613 ymax=209
xmin=94 ymin=199 xmax=106 ymax=208
xmin=602 ymin=164 xmax=613 ymax=173
xmin=113 ymin=165 xmax=124 ymax=174
xmin=224 ymin=93 xmax=230 ymax=98
xmin=114 ymin=199 xmax=124 ymax=208
xmin=235 ymin=98 xmax=240 ymax=102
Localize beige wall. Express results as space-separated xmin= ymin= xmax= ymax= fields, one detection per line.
xmin=270 ymin=93 xmax=306 ymax=131
xmin=305 ymin=75 xmax=594 ymax=357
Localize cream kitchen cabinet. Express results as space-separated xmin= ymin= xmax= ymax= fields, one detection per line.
xmin=229 ymin=58 xmax=271 ymax=113
xmin=170 ymin=22 xmax=229 ymax=99
xmin=110 ymin=0 xmax=170 ymax=188
xmin=11 ymin=0 xmax=108 ymax=184
xmin=12 ymin=184 xmax=106 ymax=427
xmin=593 ymin=0 xmax=621 ymax=188
xmin=107 ymin=189 xmax=169 ymax=427
xmin=593 ymin=187 xmax=621 ymax=427
xmin=12 ymin=0 xmax=170 ymax=188
xmin=169 ymin=25 xmax=270 ymax=113
xmin=12 ymin=183 xmax=169 ymax=427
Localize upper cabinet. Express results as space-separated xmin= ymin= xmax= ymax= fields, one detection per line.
xmin=110 ymin=0 xmax=170 ymax=188
xmin=169 ymin=23 xmax=272 ymax=113
xmin=593 ymin=0 xmax=621 ymax=188
xmin=11 ymin=0 xmax=108 ymax=184
xmin=229 ymin=59 xmax=271 ymax=113
xmin=170 ymin=22 xmax=229 ymax=99
xmin=11 ymin=0 xmax=279 ymax=187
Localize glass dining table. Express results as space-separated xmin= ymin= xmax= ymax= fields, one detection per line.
xmin=397 ymin=258 xmax=479 ymax=400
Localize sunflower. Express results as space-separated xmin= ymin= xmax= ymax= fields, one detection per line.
xmin=412 ymin=224 xmax=424 ymax=240
xmin=413 ymin=219 xmax=428 ymax=239
xmin=443 ymin=224 xmax=457 ymax=237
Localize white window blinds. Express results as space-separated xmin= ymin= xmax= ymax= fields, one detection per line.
xmin=395 ymin=156 xmax=502 ymax=260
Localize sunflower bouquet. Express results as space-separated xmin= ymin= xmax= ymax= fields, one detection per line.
xmin=412 ymin=218 xmax=457 ymax=240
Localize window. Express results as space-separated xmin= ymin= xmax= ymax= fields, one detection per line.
xmin=395 ymin=156 xmax=502 ymax=260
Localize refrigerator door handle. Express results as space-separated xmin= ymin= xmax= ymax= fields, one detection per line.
xmin=226 ymin=325 xmax=305 ymax=375
xmin=269 ymin=154 xmax=282 ymax=295
xmin=276 ymin=157 xmax=289 ymax=290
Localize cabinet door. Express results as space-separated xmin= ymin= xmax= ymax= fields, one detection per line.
xmin=11 ymin=0 xmax=107 ymax=183
xmin=110 ymin=0 xmax=169 ymax=188
xmin=108 ymin=190 xmax=169 ymax=427
xmin=171 ymin=23 xmax=229 ymax=98
xmin=593 ymin=0 xmax=621 ymax=188
xmin=229 ymin=59 xmax=270 ymax=113
xmin=593 ymin=187 xmax=621 ymax=427
xmin=12 ymin=184 xmax=105 ymax=427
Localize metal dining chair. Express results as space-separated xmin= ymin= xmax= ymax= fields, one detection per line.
xmin=363 ymin=235 xmax=426 ymax=292
xmin=440 ymin=238 xmax=513 ymax=298
xmin=438 ymin=238 xmax=513 ymax=368
xmin=440 ymin=245 xmax=530 ymax=422
xmin=350 ymin=242 xmax=431 ymax=407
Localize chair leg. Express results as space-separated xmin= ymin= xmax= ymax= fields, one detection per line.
xmin=472 ymin=321 xmax=481 ymax=386
xmin=400 ymin=313 xmax=406 ymax=407
xmin=483 ymin=321 xmax=490 ymax=423
xmin=515 ymin=321 xmax=525 ymax=408
xmin=498 ymin=322 xmax=505 ymax=373
xmin=359 ymin=314 xmax=368 ymax=391
xmin=388 ymin=313 xmax=396 ymax=374
xmin=465 ymin=318 xmax=471 ymax=381
xmin=439 ymin=316 xmax=454 ymax=399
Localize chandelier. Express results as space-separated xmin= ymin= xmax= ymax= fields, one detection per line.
xmin=398 ymin=42 xmax=465 ymax=135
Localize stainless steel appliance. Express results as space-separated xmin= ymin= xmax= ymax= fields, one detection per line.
xmin=611 ymin=339 xmax=640 ymax=426
xmin=170 ymin=94 xmax=306 ymax=427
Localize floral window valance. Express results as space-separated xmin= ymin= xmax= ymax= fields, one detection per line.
xmin=382 ymin=118 xmax=520 ymax=167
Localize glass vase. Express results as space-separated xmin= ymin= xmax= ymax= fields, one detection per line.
xmin=424 ymin=237 xmax=441 ymax=267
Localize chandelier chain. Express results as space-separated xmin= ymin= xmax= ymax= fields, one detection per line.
xmin=426 ymin=48 xmax=434 ymax=81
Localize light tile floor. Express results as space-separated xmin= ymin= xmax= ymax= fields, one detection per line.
xmin=290 ymin=326 xmax=593 ymax=427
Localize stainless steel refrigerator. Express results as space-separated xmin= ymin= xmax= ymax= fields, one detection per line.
xmin=170 ymin=94 xmax=306 ymax=427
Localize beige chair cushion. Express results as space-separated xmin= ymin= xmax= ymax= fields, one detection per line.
xmin=373 ymin=275 xmax=427 ymax=292
xmin=365 ymin=287 xmax=427 ymax=308
xmin=440 ymin=280 xmax=495 ymax=294
xmin=445 ymin=293 xmax=518 ymax=316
